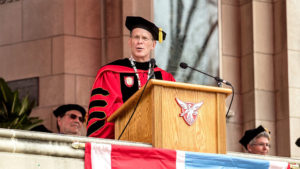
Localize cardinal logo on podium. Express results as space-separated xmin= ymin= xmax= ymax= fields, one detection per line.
xmin=175 ymin=98 xmax=203 ymax=126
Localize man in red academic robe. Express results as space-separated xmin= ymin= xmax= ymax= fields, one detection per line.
xmin=87 ymin=16 xmax=175 ymax=139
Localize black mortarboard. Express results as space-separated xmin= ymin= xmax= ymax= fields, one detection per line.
xmin=125 ymin=16 xmax=166 ymax=43
xmin=296 ymin=137 xmax=300 ymax=147
xmin=53 ymin=104 xmax=86 ymax=118
xmin=239 ymin=125 xmax=270 ymax=150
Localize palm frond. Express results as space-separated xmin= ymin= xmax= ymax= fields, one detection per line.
xmin=0 ymin=77 xmax=42 ymax=130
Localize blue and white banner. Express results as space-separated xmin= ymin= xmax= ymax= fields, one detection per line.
xmin=85 ymin=143 xmax=290 ymax=169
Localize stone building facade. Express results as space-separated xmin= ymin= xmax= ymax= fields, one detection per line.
xmin=0 ymin=0 xmax=299 ymax=158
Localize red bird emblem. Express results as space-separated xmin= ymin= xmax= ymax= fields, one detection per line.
xmin=175 ymin=98 xmax=203 ymax=126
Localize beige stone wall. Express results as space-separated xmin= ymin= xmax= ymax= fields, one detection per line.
xmin=221 ymin=0 xmax=300 ymax=158
xmin=0 ymin=0 xmax=102 ymax=134
xmin=221 ymin=0 xmax=278 ymax=155
xmin=0 ymin=0 xmax=154 ymax=135
xmin=220 ymin=0 xmax=243 ymax=153
xmin=286 ymin=0 xmax=300 ymax=158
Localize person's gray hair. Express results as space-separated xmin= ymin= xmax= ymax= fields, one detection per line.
xmin=248 ymin=131 xmax=270 ymax=145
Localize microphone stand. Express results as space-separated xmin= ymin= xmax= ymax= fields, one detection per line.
xmin=179 ymin=62 xmax=234 ymax=118
xmin=118 ymin=60 xmax=156 ymax=140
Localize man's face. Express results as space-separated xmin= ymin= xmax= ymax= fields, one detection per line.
xmin=247 ymin=136 xmax=270 ymax=155
xmin=57 ymin=110 xmax=83 ymax=135
xmin=128 ymin=28 xmax=156 ymax=62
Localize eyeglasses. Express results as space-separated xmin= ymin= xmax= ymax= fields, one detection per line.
xmin=66 ymin=113 xmax=84 ymax=123
xmin=252 ymin=143 xmax=271 ymax=148
xmin=131 ymin=35 xmax=153 ymax=42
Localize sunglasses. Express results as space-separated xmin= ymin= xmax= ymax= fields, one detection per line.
xmin=252 ymin=143 xmax=271 ymax=148
xmin=66 ymin=113 xmax=84 ymax=123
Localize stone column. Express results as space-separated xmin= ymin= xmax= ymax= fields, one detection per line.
xmin=220 ymin=0 xmax=243 ymax=152
xmin=281 ymin=0 xmax=300 ymax=158
xmin=249 ymin=0 xmax=277 ymax=155
xmin=221 ymin=0 xmax=277 ymax=155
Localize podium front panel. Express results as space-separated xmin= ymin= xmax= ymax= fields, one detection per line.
xmin=153 ymin=85 xmax=226 ymax=153
xmin=113 ymin=81 xmax=229 ymax=153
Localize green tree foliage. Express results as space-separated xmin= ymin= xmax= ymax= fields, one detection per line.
xmin=0 ymin=78 xmax=42 ymax=130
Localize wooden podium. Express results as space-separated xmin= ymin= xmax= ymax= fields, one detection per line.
xmin=108 ymin=79 xmax=232 ymax=154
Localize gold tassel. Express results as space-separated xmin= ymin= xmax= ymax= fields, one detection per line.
xmin=158 ymin=28 xmax=163 ymax=43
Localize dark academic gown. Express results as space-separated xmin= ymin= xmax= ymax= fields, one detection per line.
xmin=87 ymin=58 xmax=175 ymax=139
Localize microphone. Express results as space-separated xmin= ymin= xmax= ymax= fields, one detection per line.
xmin=149 ymin=58 xmax=156 ymax=79
xmin=179 ymin=62 xmax=231 ymax=85
xmin=179 ymin=62 xmax=234 ymax=118
xmin=150 ymin=58 xmax=156 ymax=65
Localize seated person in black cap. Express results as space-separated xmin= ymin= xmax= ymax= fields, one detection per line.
xmin=86 ymin=16 xmax=175 ymax=139
xmin=53 ymin=104 xmax=86 ymax=136
xmin=239 ymin=125 xmax=271 ymax=155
